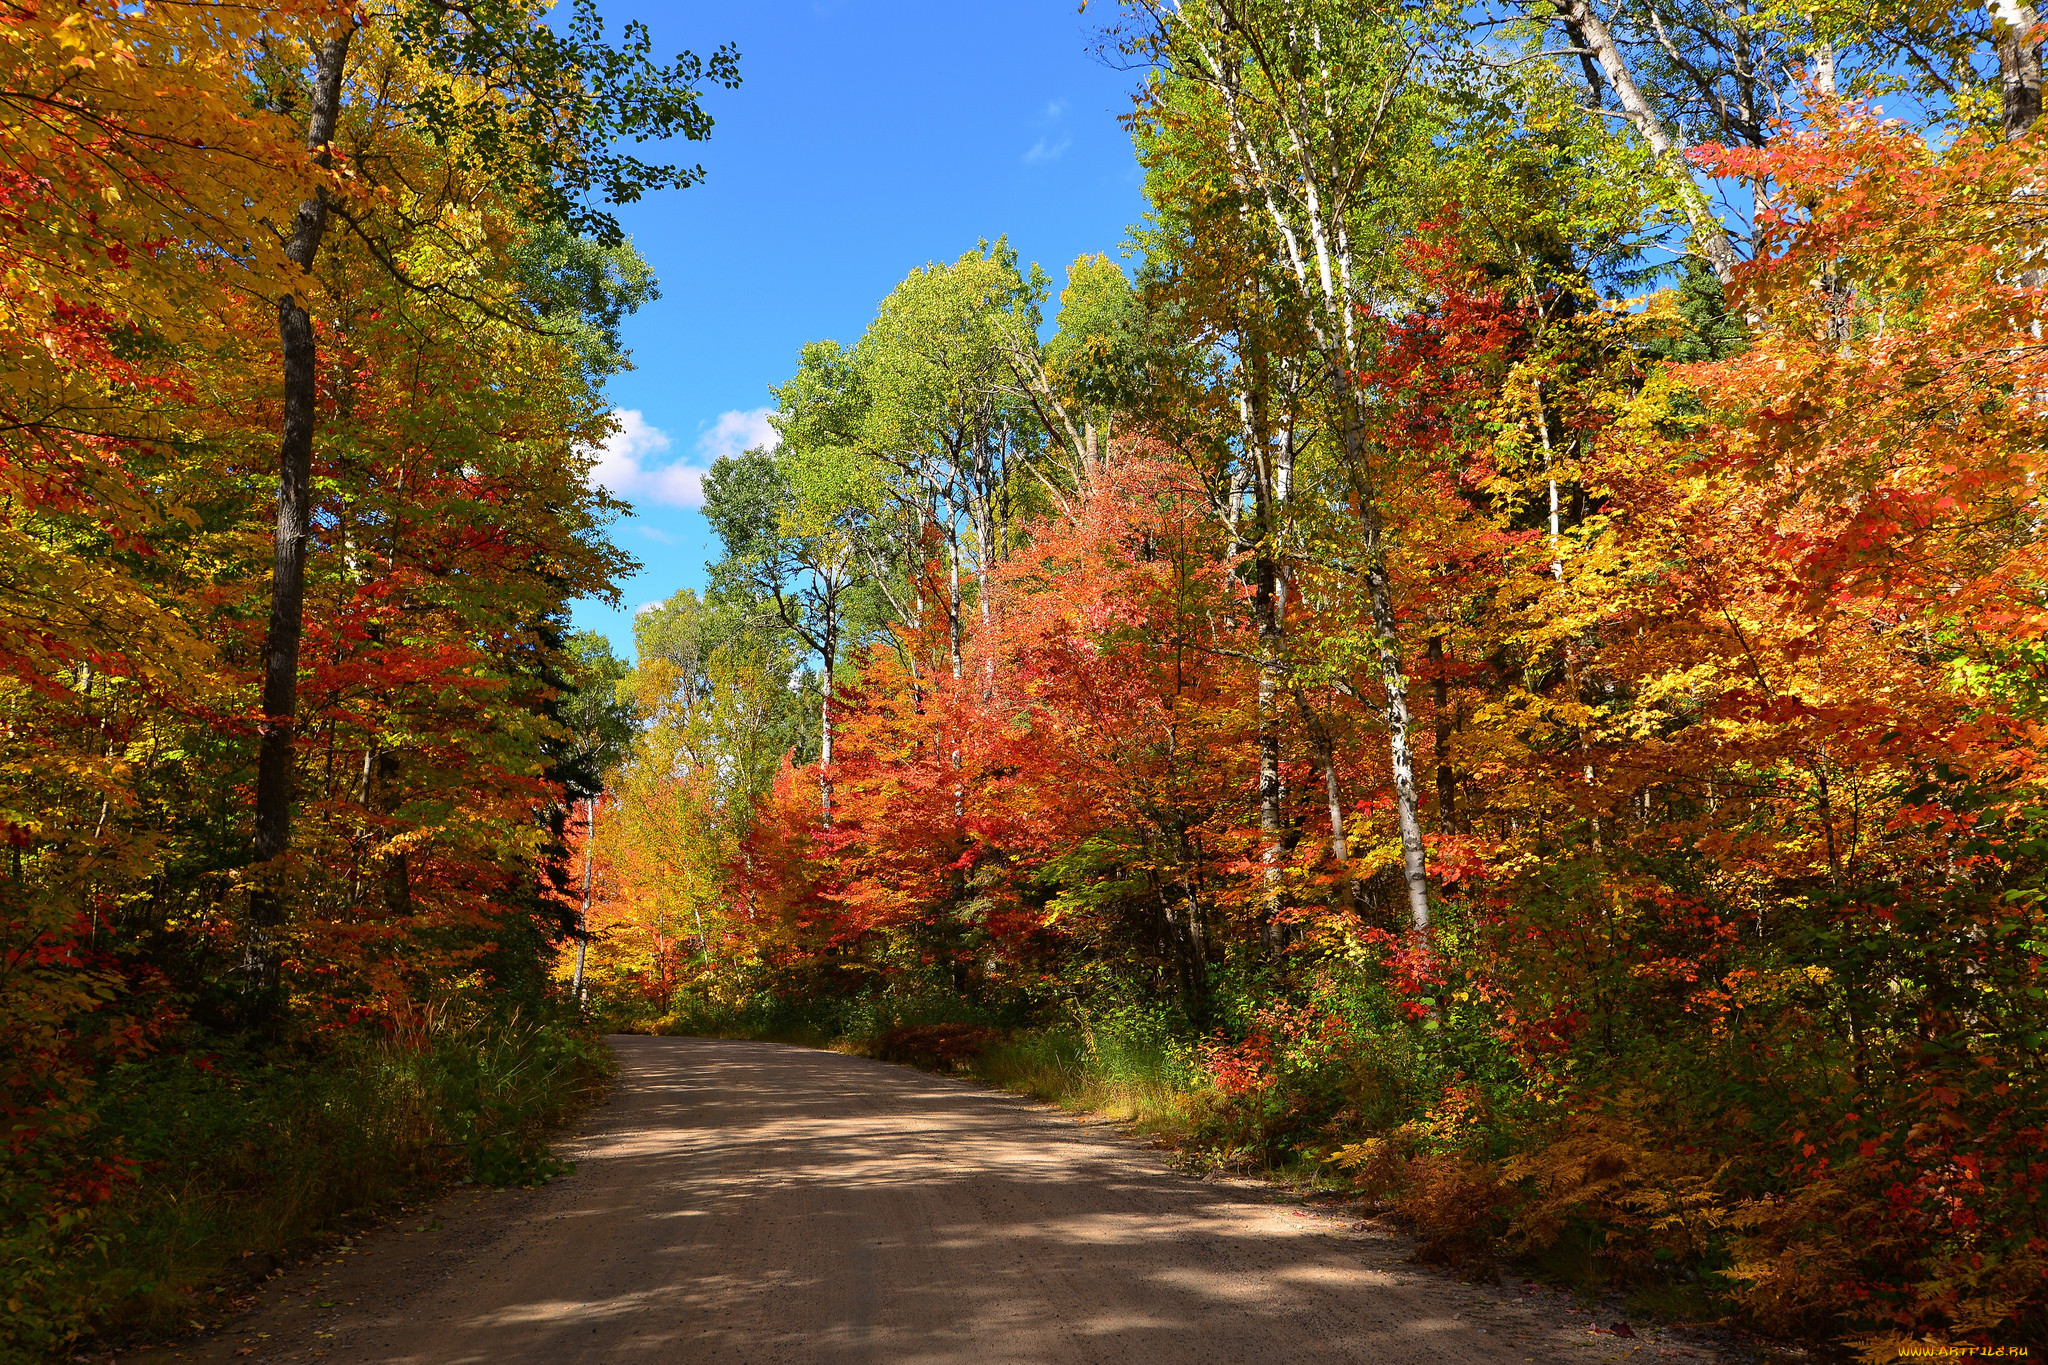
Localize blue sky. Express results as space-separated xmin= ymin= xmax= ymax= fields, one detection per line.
xmin=572 ymin=2 xmax=1149 ymax=658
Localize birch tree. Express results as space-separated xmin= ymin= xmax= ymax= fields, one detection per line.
xmin=1132 ymin=0 xmax=1441 ymax=942
xmin=703 ymin=447 xmax=876 ymax=826
xmin=855 ymin=246 xmax=1043 ymax=685
xmin=1498 ymin=0 xmax=2017 ymax=286
xmin=557 ymin=632 xmax=632 ymax=1001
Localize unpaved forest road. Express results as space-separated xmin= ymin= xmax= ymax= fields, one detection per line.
xmin=137 ymin=1037 xmax=1721 ymax=1365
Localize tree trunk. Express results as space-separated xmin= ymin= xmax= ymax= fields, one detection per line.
xmin=1346 ymin=443 xmax=1431 ymax=941
xmin=376 ymin=750 xmax=411 ymax=917
xmin=1810 ymin=39 xmax=1837 ymax=97
xmin=572 ymin=795 xmax=597 ymax=1001
xmin=1256 ymin=552 xmax=1285 ymax=954
xmin=1177 ymin=12 xmax=1426 ymax=944
xmin=246 ymin=25 xmax=354 ymax=992
xmin=1556 ymin=0 xmax=1741 ymax=283
xmin=1321 ymin=743 xmax=1349 ymax=860
xmin=1994 ymin=2 xmax=2043 ymax=137
xmin=948 ymin=531 xmax=963 ymax=682
xmin=976 ymin=433 xmax=996 ymax=702
xmin=1301 ymin=708 xmax=1360 ymax=915
xmin=1369 ymin=569 xmax=1430 ymax=938
xmin=948 ymin=529 xmax=964 ymax=818
xmin=1428 ymin=634 xmax=1456 ymax=832
xmin=820 ymin=617 xmax=836 ymax=827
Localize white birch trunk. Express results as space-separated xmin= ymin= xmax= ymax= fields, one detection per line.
xmin=1556 ymin=0 xmax=1741 ymax=283
xmin=1184 ymin=18 xmax=1436 ymax=941
xmin=572 ymin=794 xmax=597 ymax=1002
xmin=819 ymin=616 xmax=836 ymax=828
xmin=1994 ymin=2 xmax=2043 ymax=136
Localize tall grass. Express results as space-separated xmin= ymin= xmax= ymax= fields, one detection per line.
xmin=654 ymin=988 xmax=1203 ymax=1140
xmin=971 ymin=1029 xmax=1198 ymax=1139
xmin=1 ymin=1011 xmax=612 ymax=1363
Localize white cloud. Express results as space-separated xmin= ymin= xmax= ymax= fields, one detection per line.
xmin=696 ymin=406 xmax=779 ymax=464
xmin=1025 ymin=135 xmax=1072 ymax=165
xmin=634 ymin=600 xmax=664 ymax=616
xmin=1025 ymin=98 xmax=1072 ymax=164
xmin=590 ymin=407 xmax=778 ymax=511
xmin=591 ymin=409 xmax=698 ymax=508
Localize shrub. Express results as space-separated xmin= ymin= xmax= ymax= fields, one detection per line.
xmin=0 ymin=1012 xmax=610 ymax=1363
xmin=872 ymin=1023 xmax=999 ymax=1071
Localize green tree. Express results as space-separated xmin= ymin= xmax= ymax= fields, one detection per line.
xmin=703 ymin=447 xmax=884 ymax=824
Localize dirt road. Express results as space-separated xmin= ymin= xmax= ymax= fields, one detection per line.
xmin=138 ymin=1036 xmax=1712 ymax=1365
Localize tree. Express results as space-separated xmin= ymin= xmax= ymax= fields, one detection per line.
xmin=704 ymin=446 xmax=879 ymax=824
xmin=559 ymin=632 xmax=633 ymax=999
xmin=245 ymin=2 xmax=740 ymax=997
xmin=854 ymin=244 xmax=1047 ymax=686
xmin=1129 ymin=0 xmax=1451 ymax=945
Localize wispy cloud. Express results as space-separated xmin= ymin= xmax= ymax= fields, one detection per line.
xmin=1024 ymin=135 xmax=1073 ymax=165
xmin=590 ymin=407 xmax=779 ymax=511
xmin=1024 ymin=98 xmax=1073 ymax=165
xmin=591 ymin=409 xmax=703 ymax=508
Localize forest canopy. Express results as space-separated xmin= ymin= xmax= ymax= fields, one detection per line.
xmin=7 ymin=0 xmax=2048 ymax=1358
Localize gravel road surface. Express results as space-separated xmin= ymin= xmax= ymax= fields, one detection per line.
xmin=134 ymin=1036 xmax=1713 ymax=1365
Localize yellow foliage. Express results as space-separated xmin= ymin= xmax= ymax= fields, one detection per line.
xmin=1501 ymin=1104 xmax=1733 ymax=1270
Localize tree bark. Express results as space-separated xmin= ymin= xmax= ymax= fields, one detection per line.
xmin=820 ymin=616 xmax=836 ymax=827
xmin=1428 ymin=634 xmax=1456 ymax=832
xmin=1176 ymin=11 xmax=1428 ymax=944
xmin=572 ymin=795 xmax=597 ymax=1001
xmin=1243 ymin=367 xmax=1290 ymax=956
xmin=1556 ymin=0 xmax=1741 ymax=284
xmin=1359 ymin=500 xmax=1431 ymax=940
xmin=1256 ymin=553 xmax=1285 ymax=954
xmin=1295 ymin=699 xmax=1361 ymax=915
xmin=1994 ymin=2 xmax=2043 ymax=137
xmin=948 ymin=530 xmax=963 ymax=682
xmin=1810 ymin=39 xmax=1837 ymax=98
xmin=1320 ymin=740 xmax=1349 ymax=868
xmin=375 ymin=750 xmax=411 ymax=917
xmin=948 ymin=528 xmax=963 ymax=818
xmin=247 ymin=26 xmax=355 ymax=992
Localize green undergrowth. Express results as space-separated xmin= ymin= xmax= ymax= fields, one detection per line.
xmin=967 ymin=1029 xmax=1197 ymax=1141
xmin=651 ymin=990 xmax=1204 ymax=1141
xmin=637 ymin=988 xmax=1004 ymax=1049
xmin=3 ymin=1011 xmax=612 ymax=1364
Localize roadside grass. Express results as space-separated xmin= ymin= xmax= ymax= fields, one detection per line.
xmin=969 ymin=1029 xmax=1195 ymax=1145
xmin=5 ymin=1012 xmax=611 ymax=1365
xmin=647 ymin=993 xmax=1201 ymax=1145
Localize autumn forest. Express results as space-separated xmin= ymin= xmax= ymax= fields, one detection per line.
xmin=7 ymin=0 xmax=2048 ymax=1360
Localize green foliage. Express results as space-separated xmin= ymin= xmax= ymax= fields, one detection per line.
xmin=0 ymin=1013 xmax=609 ymax=1363
xmin=511 ymin=223 xmax=660 ymax=381
xmin=1046 ymin=253 xmax=1149 ymax=414
xmin=556 ymin=630 xmax=635 ymax=801
xmin=393 ymin=0 xmax=742 ymax=241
